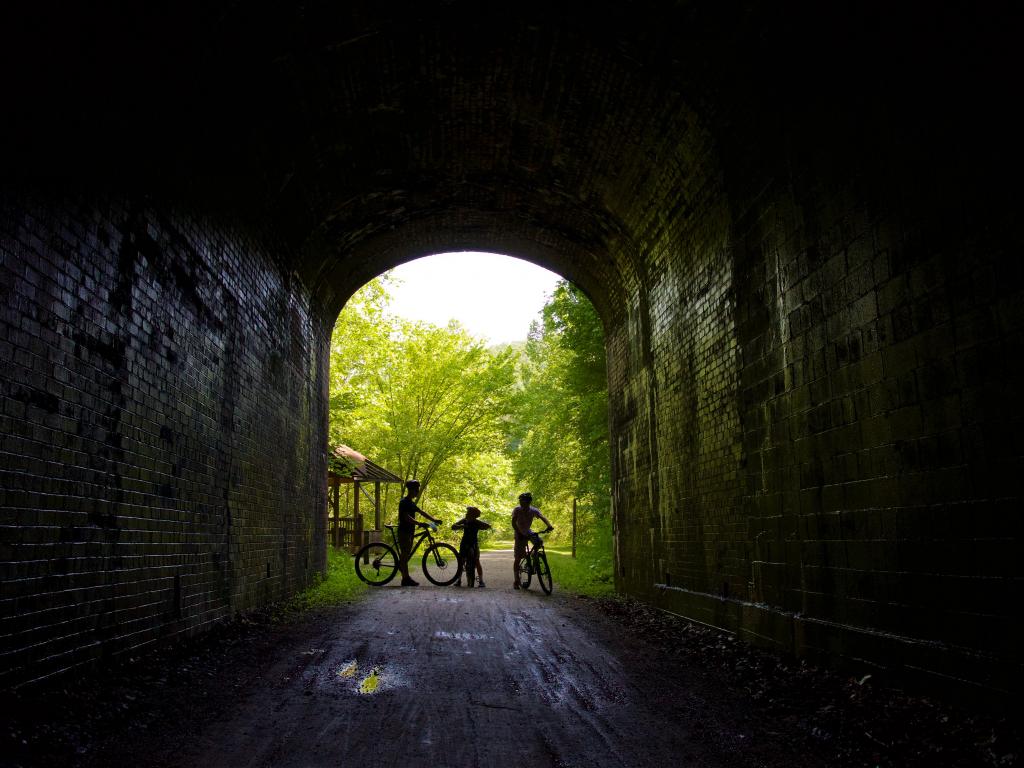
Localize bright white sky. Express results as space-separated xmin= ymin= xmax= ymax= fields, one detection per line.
xmin=385 ymin=252 xmax=562 ymax=345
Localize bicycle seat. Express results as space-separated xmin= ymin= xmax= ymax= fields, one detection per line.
xmin=384 ymin=524 xmax=397 ymax=530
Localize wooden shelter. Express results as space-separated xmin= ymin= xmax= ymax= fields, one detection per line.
xmin=327 ymin=445 xmax=403 ymax=552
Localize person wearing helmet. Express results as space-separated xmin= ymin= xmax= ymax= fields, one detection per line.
xmin=397 ymin=479 xmax=441 ymax=587
xmin=511 ymin=492 xmax=553 ymax=589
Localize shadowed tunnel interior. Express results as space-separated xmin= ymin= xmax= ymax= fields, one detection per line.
xmin=1 ymin=1 xmax=1022 ymax=696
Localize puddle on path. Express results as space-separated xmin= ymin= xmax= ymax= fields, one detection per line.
xmin=358 ymin=667 xmax=381 ymax=694
xmin=333 ymin=660 xmax=405 ymax=695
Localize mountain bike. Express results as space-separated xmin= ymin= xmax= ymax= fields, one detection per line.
xmin=516 ymin=527 xmax=554 ymax=594
xmin=354 ymin=523 xmax=461 ymax=586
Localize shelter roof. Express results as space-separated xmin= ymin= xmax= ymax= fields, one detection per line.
xmin=328 ymin=444 xmax=403 ymax=483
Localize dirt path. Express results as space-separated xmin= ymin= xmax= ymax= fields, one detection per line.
xmin=5 ymin=550 xmax=1015 ymax=768
xmin=167 ymin=550 xmax=771 ymax=768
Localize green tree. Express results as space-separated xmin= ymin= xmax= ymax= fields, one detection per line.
xmin=511 ymin=281 xmax=610 ymax=544
xmin=329 ymin=275 xmax=609 ymax=548
xmin=365 ymin=319 xmax=518 ymax=492
xmin=330 ymin=280 xmax=518 ymax=523
xmin=328 ymin=277 xmax=396 ymax=448
xmin=425 ymin=448 xmax=517 ymax=542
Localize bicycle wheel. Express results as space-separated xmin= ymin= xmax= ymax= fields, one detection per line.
xmin=354 ymin=542 xmax=399 ymax=586
xmin=422 ymin=542 xmax=461 ymax=586
xmin=516 ymin=554 xmax=533 ymax=589
xmin=534 ymin=551 xmax=553 ymax=595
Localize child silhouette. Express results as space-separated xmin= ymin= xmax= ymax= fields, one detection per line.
xmin=452 ymin=506 xmax=491 ymax=587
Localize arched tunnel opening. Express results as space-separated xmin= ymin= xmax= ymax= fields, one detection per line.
xmin=324 ymin=250 xmax=612 ymax=555
xmin=1 ymin=0 xmax=1021 ymax=728
xmin=327 ymin=247 xmax=610 ymax=589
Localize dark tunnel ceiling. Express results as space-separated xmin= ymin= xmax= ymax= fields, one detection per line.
xmin=2 ymin=1 xmax=1016 ymax=317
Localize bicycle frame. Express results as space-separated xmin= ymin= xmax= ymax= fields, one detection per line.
xmin=524 ymin=537 xmax=544 ymax=560
xmin=515 ymin=528 xmax=553 ymax=593
xmin=521 ymin=527 xmax=551 ymax=559
xmin=355 ymin=522 xmax=461 ymax=587
xmin=384 ymin=524 xmax=444 ymax=564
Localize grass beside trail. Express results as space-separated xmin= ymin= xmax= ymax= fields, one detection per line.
xmin=483 ymin=538 xmax=616 ymax=597
xmin=552 ymin=552 xmax=614 ymax=602
xmin=547 ymin=546 xmax=616 ymax=598
xmin=276 ymin=547 xmax=368 ymax=618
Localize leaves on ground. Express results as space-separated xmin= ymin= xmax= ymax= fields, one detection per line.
xmin=585 ymin=595 xmax=1019 ymax=768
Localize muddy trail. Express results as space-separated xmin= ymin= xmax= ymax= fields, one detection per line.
xmin=2 ymin=551 xmax=1018 ymax=768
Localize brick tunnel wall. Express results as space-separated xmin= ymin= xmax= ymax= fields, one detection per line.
xmin=1 ymin=0 xmax=1021 ymax=697
xmin=606 ymin=120 xmax=1024 ymax=694
xmin=0 ymin=194 xmax=328 ymax=687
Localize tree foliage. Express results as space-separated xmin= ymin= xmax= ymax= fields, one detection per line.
xmin=371 ymin=321 xmax=518 ymax=488
xmin=328 ymin=274 xmax=610 ymax=547
xmin=329 ymin=278 xmax=518 ymax=525
xmin=328 ymin=276 xmax=394 ymax=446
xmin=510 ymin=281 xmax=610 ymax=544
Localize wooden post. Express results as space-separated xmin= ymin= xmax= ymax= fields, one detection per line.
xmin=572 ymin=497 xmax=577 ymax=558
xmin=374 ymin=481 xmax=381 ymax=531
xmin=353 ymin=480 xmax=362 ymax=553
xmin=331 ymin=479 xmax=341 ymax=549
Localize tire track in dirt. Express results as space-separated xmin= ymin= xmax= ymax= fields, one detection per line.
xmin=161 ymin=550 xmax=799 ymax=768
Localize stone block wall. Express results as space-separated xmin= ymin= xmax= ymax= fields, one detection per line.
xmin=727 ymin=183 xmax=1023 ymax=691
xmin=607 ymin=136 xmax=1024 ymax=695
xmin=0 ymin=194 xmax=328 ymax=687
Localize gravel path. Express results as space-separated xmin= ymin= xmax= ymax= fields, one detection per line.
xmin=170 ymin=550 xmax=756 ymax=768
xmin=3 ymin=550 xmax=1017 ymax=768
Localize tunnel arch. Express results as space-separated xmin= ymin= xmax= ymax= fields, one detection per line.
xmin=1 ymin=0 xmax=1022 ymax=696
xmin=303 ymin=211 xmax=629 ymax=331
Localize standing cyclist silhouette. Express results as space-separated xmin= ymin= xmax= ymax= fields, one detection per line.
xmin=511 ymin=492 xmax=553 ymax=589
xmin=397 ymin=480 xmax=441 ymax=586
